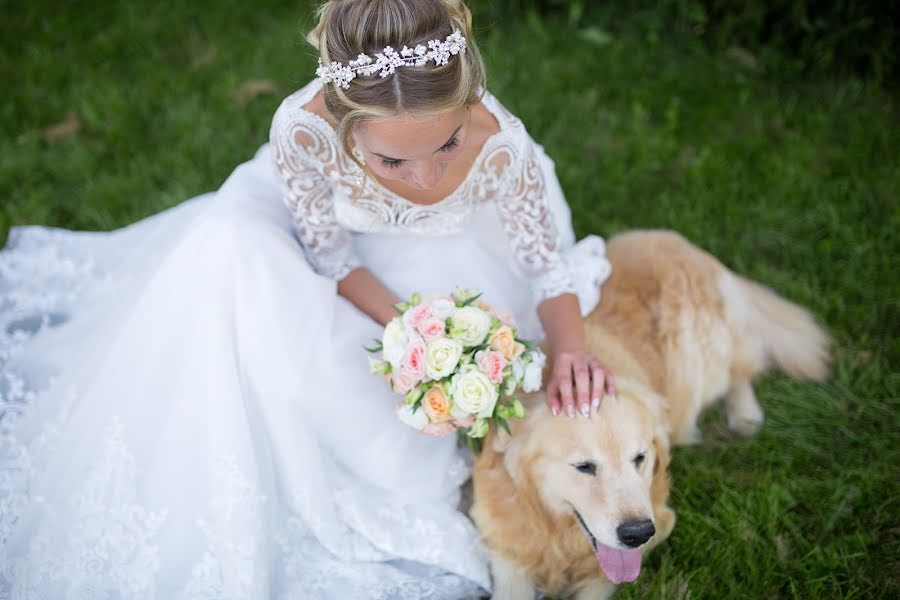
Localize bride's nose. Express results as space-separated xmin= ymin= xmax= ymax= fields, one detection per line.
xmin=409 ymin=161 xmax=444 ymax=190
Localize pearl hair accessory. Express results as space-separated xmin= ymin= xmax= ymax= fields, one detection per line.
xmin=316 ymin=30 xmax=467 ymax=89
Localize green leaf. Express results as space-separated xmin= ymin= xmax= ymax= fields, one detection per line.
xmin=363 ymin=339 xmax=383 ymax=353
xmin=464 ymin=433 xmax=483 ymax=455
xmin=459 ymin=292 xmax=483 ymax=307
xmin=405 ymin=386 xmax=425 ymax=406
xmin=516 ymin=338 xmax=538 ymax=351
xmin=497 ymin=416 xmax=511 ymax=436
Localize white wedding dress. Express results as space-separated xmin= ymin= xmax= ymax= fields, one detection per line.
xmin=0 ymin=80 xmax=610 ymax=599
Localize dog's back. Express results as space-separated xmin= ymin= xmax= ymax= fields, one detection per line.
xmin=587 ymin=230 xmax=830 ymax=443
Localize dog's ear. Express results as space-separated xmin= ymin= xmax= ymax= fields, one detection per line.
xmin=491 ymin=427 xmax=515 ymax=453
xmin=494 ymin=428 xmax=530 ymax=486
xmin=650 ymin=424 xmax=676 ymax=543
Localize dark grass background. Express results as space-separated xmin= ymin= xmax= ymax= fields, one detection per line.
xmin=2 ymin=0 xmax=898 ymax=597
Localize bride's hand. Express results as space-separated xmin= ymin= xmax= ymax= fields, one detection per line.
xmin=546 ymin=350 xmax=616 ymax=418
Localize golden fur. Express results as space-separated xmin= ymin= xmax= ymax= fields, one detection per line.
xmin=471 ymin=230 xmax=831 ymax=599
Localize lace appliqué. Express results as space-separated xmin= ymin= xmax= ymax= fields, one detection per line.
xmin=177 ymin=455 xmax=269 ymax=599
xmin=2 ymin=418 xmax=168 ymax=599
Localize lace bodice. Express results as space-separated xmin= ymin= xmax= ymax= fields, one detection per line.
xmin=270 ymin=80 xmax=577 ymax=304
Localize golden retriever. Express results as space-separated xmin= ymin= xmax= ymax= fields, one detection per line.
xmin=471 ymin=230 xmax=831 ymax=599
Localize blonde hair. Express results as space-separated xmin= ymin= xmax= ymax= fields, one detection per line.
xmin=307 ymin=0 xmax=486 ymax=166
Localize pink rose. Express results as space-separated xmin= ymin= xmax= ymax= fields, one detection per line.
xmin=476 ymin=350 xmax=508 ymax=384
xmin=422 ymin=421 xmax=457 ymax=437
xmin=452 ymin=414 xmax=476 ymax=428
xmin=417 ymin=317 xmax=446 ymax=341
xmin=401 ymin=340 xmax=427 ymax=380
xmin=404 ymin=303 xmax=432 ymax=328
xmin=392 ymin=370 xmax=418 ymax=395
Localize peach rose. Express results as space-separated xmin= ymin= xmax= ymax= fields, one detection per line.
xmin=476 ymin=350 xmax=508 ymax=384
xmin=417 ymin=317 xmax=446 ymax=341
xmin=489 ymin=325 xmax=525 ymax=361
xmin=422 ymin=385 xmax=452 ymax=423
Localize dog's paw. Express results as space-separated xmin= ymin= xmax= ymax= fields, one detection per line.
xmin=672 ymin=426 xmax=702 ymax=446
xmin=725 ymin=380 xmax=764 ymax=436
xmin=728 ymin=413 xmax=763 ymax=436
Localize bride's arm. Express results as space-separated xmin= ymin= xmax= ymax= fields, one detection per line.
xmin=538 ymin=294 xmax=614 ymax=418
xmin=492 ymin=129 xmax=615 ymax=418
xmin=270 ymin=103 xmax=400 ymax=327
xmin=338 ymin=268 xmax=401 ymax=327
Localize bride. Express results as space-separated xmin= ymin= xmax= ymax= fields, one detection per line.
xmin=0 ymin=0 xmax=615 ymax=597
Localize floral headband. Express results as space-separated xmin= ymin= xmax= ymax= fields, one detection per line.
xmin=316 ymin=30 xmax=467 ymax=89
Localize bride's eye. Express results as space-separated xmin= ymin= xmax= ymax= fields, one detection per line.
xmin=438 ymin=137 xmax=460 ymax=153
xmin=381 ymin=158 xmax=404 ymax=169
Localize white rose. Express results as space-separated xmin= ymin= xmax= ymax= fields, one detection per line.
xmin=425 ymin=338 xmax=464 ymax=380
xmin=382 ymin=318 xmax=409 ymax=369
xmin=430 ymin=298 xmax=456 ymax=320
xmin=396 ymin=402 xmax=429 ymax=430
xmin=522 ymin=351 xmax=547 ymax=393
xmin=449 ymin=307 xmax=492 ymax=347
xmin=511 ymin=357 xmax=525 ymax=382
xmin=450 ymin=369 xmax=499 ymax=418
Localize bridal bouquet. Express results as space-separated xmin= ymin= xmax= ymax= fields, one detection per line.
xmin=368 ymin=289 xmax=546 ymax=439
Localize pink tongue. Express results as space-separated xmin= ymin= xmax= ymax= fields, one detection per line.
xmin=596 ymin=543 xmax=642 ymax=584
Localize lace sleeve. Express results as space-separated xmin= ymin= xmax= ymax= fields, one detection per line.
xmin=270 ymin=103 xmax=360 ymax=281
xmin=492 ymin=136 xmax=577 ymax=305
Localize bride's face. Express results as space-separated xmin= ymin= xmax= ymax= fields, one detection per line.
xmin=352 ymin=106 xmax=469 ymax=190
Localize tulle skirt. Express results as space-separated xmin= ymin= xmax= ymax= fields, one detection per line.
xmin=0 ymin=145 xmax=608 ymax=598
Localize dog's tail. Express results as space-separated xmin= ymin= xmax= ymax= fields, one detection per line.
xmin=735 ymin=276 xmax=831 ymax=380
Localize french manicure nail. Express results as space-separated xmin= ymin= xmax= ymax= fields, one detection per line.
xmin=552 ymin=406 xmax=559 ymax=416
xmin=566 ymin=406 xmax=575 ymax=418
xmin=581 ymin=404 xmax=589 ymax=417
xmin=592 ymin=397 xmax=600 ymax=411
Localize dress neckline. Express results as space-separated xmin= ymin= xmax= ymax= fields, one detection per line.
xmin=292 ymin=80 xmax=511 ymax=209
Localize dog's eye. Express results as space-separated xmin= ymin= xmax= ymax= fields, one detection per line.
xmin=572 ymin=461 xmax=597 ymax=476
xmin=633 ymin=453 xmax=646 ymax=468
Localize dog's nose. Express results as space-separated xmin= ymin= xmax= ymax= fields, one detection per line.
xmin=616 ymin=519 xmax=656 ymax=548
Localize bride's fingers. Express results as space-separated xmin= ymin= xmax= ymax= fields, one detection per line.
xmin=590 ymin=363 xmax=605 ymax=413
xmin=546 ymin=379 xmax=561 ymax=416
xmin=574 ymin=358 xmax=591 ymax=417
xmin=556 ymin=354 xmax=576 ymax=418
xmin=604 ymin=368 xmax=617 ymax=398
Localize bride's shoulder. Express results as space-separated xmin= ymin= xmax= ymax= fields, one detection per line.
xmin=270 ymin=81 xmax=337 ymax=159
xmin=476 ymin=90 xmax=533 ymax=151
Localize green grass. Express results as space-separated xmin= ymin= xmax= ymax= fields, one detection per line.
xmin=2 ymin=1 xmax=898 ymax=598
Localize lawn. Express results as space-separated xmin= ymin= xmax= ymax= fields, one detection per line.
xmin=2 ymin=1 xmax=897 ymax=598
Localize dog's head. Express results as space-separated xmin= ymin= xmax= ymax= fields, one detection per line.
xmin=495 ymin=379 xmax=674 ymax=585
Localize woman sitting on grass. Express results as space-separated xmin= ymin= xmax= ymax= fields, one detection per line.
xmin=0 ymin=0 xmax=615 ymax=597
